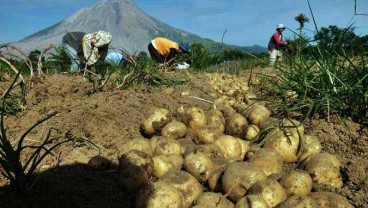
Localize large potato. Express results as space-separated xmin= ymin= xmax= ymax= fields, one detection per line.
xmin=161 ymin=171 xmax=203 ymax=208
xmin=181 ymin=107 xmax=207 ymax=130
xmin=308 ymin=192 xmax=354 ymax=208
xmin=195 ymin=192 xmax=235 ymax=208
xmin=136 ymin=181 xmax=184 ymax=208
xmin=264 ymin=128 xmax=300 ymax=163
xmin=194 ymin=126 xmax=222 ymax=144
xmin=235 ymin=195 xmax=270 ymax=208
xmin=153 ymin=137 xmax=183 ymax=156
xmin=279 ymin=169 xmax=313 ymax=196
xmin=119 ymin=137 xmax=153 ymax=156
xmin=248 ymin=148 xmax=283 ymax=176
xmin=152 ymin=154 xmax=183 ymax=178
xmin=161 ymin=120 xmax=187 ymax=140
xmin=303 ymin=153 xmax=343 ymax=188
xmin=195 ymin=144 xmax=225 ymax=160
xmin=214 ymin=135 xmax=243 ymax=162
xmin=207 ymin=109 xmax=226 ymax=133
xmin=277 ymin=195 xmax=317 ymax=208
xmin=236 ymin=138 xmax=250 ymax=161
xmin=177 ymin=138 xmax=197 ymax=157
xmin=248 ymin=178 xmax=287 ymax=207
xmin=207 ymin=165 xmax=226 ymax=192
xmin=118 ymin=150 xmax=154 ymax=177
xmin=298 ymin=134 xmax=322 ymax=162
xmin=222 ymin=162 xmax=267 ymax=202
xmin=184 ymin=152 xmax=215 ymax=182
xmin=281 ymin=118 xmax=304 ymax=137
xmin=225 ymin=113 xmax=248 ymax=138
xmin=247 ymin=104 xmax=270 ymax=128
xmin=140 ymin=108 xmax=172 ymax=137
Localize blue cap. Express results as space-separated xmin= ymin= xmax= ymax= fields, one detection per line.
xmin=105 ymin=52 xmax=123 ymax=64
xmin=179 ymin=42 xmax=189 ymax=53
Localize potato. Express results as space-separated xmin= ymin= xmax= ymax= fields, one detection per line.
xmin=264 ymin=128 xmax=300 ymax=163
xmin=194 ymin=126 xmax=222 ymax=144
xmin=235 ymin=195 xmax=270 ymax=208
xmin=247 ymin=104 xmax=270 ymax=128
xmin=308 ymin=192 xmax=354 ymax=208
xmin=161 ymin=120 xmax=187 ymax=140
xmin=245 ymin=124 xmax=260 ymax=141
xmin=236 ymin=138 xmax=250 ymax=161
xmin=152 ymin=155 xmax=183 ymax=178
xmin=214 ymin=135 xmax=243 ymax=162
xmin=181 ymin=107 xmax=207 ymax=130
xmin=87 ymin=155 xmax=111 ymax=170
xmin=298 ymin=135 xmax=322 ymax=162
xmin=277 ymin=195 xmax=317 ymax=208
xmin=208 ymin=109 xmax=226 ymax=133
xmin=248 ymin=149 xmax=283 ymax=176
xmin=119 ymin=137 xmax=153 ymax=156
xmin=195 ymin=192 xmax=235 ymax=208
xmin=222 ymin=162 xmax=267 ymax=202
xmin=184 ymin=152 xmax=215 ymax=182
xmin=225 ymin=113 xmax=248 ymax=138
xmin=303 ymin=153 xmax=343 ymax=188
xmin=279 ymin=169 xmax=313 ymax=196
xmin=248 ymin=178 xmax=287 ymax=207
xmin=136 ymin=181 xmax=184 ymax=208
xmin=246 ymin=144 xmax=262 ymax=160
xmin=207 ymin=165 xmax=226 ymax=192
xmin=177 ymin=138 xmax=197 ymax=157
xmin=153 ymin=137 xmax=183 ymax=156
xmin=281 ymin=118 xmax=304 ymax=137
xmin=117 ymin=164 xmax=149 ymax=193
xmin=195 ymin=144 xmax=225 ymax=160
xmin=118 ymin=150 xmax=154 ymax=177
xmin=161 ymin=171 xmax=203 ymax=208
xmin=140 ymin=108 xmax=172 ymax=137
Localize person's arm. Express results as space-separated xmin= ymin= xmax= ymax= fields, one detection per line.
xmin=273 ymin=33 xmax=286 ymax=46
xmin=165 ymin=48 xmax=179 ymax=64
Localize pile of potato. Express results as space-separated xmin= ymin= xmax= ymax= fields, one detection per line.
xmin=114 ymin=72 xmax=353 ymax=208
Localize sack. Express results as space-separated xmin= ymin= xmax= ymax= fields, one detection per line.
xmin=174 ymin=62 xmax=190 ymax=70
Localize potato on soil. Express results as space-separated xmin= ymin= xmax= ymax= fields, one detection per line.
xmin=308 ymin=192 xmax=354 ymax=208
xmin=136 ymin=181 xmax=184 ymax=208
xmin=194 ymin=126 xmax=222 ymax=144
xmin=177 ymin=138 xmax=197 ymax=157
xmin=248 ymin=148 xmax=283 ymax=176
xmin=225 ymin=113 xmax=248 ymax=138
xmin=222 ymin=162 xmax=267 ymax=202
xmin=263 ymin=128 xmax=300 ymax=163
xmin=281 ymin=118 xmax=305 ymax=137
xmin=181 ymin=107 xmax=208 ymax=130
xmin=214 ymin=135 xmax=243 ymax=162
xmin=247 ymin=104 xmax=270 ymax=128
xmin=207 ymin=109 xmax=226 ymax=133
xmin=235 ymin=195 xmax=270 ymax=208
xmin=161 ymin=170 xmax=203 ymax=208
xmin=247 ymin=178 xmax=287 ymax=207
xmin=277 ymin=195 xmax=317 ymax=208
xmin=195 ymin=192 xmax=235 ymax=208
xmin=140 ymin=108 xmax=172 ymax=137
xmin=118 ymin=150 xmax=154 ymax=177
xmin=87 ymin=155 xmax=111 ymax=170
xmin=303 ymin=153 xmax=343 ymax=188
xmin=119 ymin=137 xmax=153 ymax=156
xmin=279 ymin=169 xmax=312 ymax=196
xmin=245 ymin=124 xmax=260 ymax=141
xmin=194 ymin=144 xmax=225 ymax=160
xmin=184 ymin=151 xmax=215 ymax=182
xmin=298 ymin=134 xmax=322 ymax=162
xmin=161 ymin=120 xmax=187 ymax=140
xmin=153 ymin=137 xmax=183 ymax=156
xmin=117 ymin=164 xmax=150 ymax=193
xmin=152 ymin=154 xmax=183 ymax=178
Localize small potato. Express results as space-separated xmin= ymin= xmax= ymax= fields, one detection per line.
xmin=281 ymin=118 xmax=304 ymax=137
xmin=303 ymin=153 xmax=343 ymax=188
xmin=181 ymin=107 xmax=208 ymax=130
xmin=87 ymin=155 xmax=111 ymax=170
xmin=195 ymin=192 xmax=235 ymax=208
xmin=194 ymin=126 xmax=222 ymax=144
xmin=161 ymin=170 xmax=203 ymax=208
xmin=208 ymin=109 xmax=226 ymax=133
xmin=235 ymin=195 xmax=270 ymax=208
xmin=184 ymin=152 xmax=215 ymax=182
xmin=161 ymin=120 xmax=187 ymax=140
xmin=225 ymin=113 xmax=248 ymax=138
xmin=214 ymin=135 xmax=243 ymax=162
xmin=248 ymin=149 xmax=283 ymax=176
xmin=153 ymin=137 xmax=183 ymax=156
xmin=246 ymin=144 xmax=262 ymax=160
xmin=152 ymin=155 xmax=183 ymax=178
xmin=207 ymin=165 xmax=227 ymax=192
xmin=308 ymin=192 xmax=354 ymax=208
xmin=279 ymin=169 xmax=313 ymax=196
xmin=195 ymin=144 xmax=225 ymax=160
xmin=119 ymin=137 xmax=153 ymax=156
xmin=236 ymin=138 xmax=250 ymax=161
xmin=140 ymin=108 xmax=172 ymax=137
xmin=177 ymin=138 xmax=197 ymax=157
xmin=247 ymin=104 xmax=270 ymax=128
xmin=222 ymin=162 xmax=267 ymax=202
xmin=117 ymin=164 xmax=149 ymax=193
xmin=245 ymin=124 xmax=260 ymax=141
xmin=298 ymin=135 xmax=322 ymax=162
xmin=118 ymin=150 xmax=154 ymax=177
xmin=248 ymin=178 xmax=287 ymax=207
xmin=277 ymin=195 xmax=317 ymax=208
xmin=136 ymin=181 xmax=184 ymax=208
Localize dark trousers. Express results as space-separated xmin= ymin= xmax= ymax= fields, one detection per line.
xmin=148 ymin=43 xmax=165 ymax=63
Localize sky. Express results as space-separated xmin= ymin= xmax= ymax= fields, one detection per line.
xmin=0 ymin=0 xmax=367 ymax=47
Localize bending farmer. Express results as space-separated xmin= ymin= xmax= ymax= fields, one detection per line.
xmin=148 ymin=37 xmax=189 ymax=64
xmin=268 ymin=24 xmax=288 ymax=66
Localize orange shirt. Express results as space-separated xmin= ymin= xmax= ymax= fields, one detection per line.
xmin=152 ymin=37 xmax=179 ymax=56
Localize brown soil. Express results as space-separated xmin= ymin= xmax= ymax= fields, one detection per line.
xmin=0 ymin=70 xmax=367 ymax=208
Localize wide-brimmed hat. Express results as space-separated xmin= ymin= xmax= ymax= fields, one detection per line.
xmin=277 ymin=24 xmax=286 ymax=29
xmin=179 ymin=42 xmax=189 ymax=53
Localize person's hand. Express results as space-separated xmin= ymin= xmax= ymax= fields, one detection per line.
xmin=284 ymin=41 xmax=288 ymax=45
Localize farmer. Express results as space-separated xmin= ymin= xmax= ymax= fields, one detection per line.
xmin=62 ymin=31 xmax=112 ymax=73
xmin=148 ymin=37 xmax=189 ymax=64
xmin=268 ymin=24 xmax=288 ymax=66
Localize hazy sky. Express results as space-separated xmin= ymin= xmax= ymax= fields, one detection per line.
xmin=0 ymin=0 xmax=367 ymax=47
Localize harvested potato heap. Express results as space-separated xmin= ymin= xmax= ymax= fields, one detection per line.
xmin=113 ymin=74 xmax=353 ymax=208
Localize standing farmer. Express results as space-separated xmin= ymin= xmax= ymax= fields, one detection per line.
xmin=148 ymin=37 xmax=189 ymax=64
xmin=62 ymin=31 xmax=112 ymax=73
xmin=268 ymin=24 xmax=288 ymax=66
